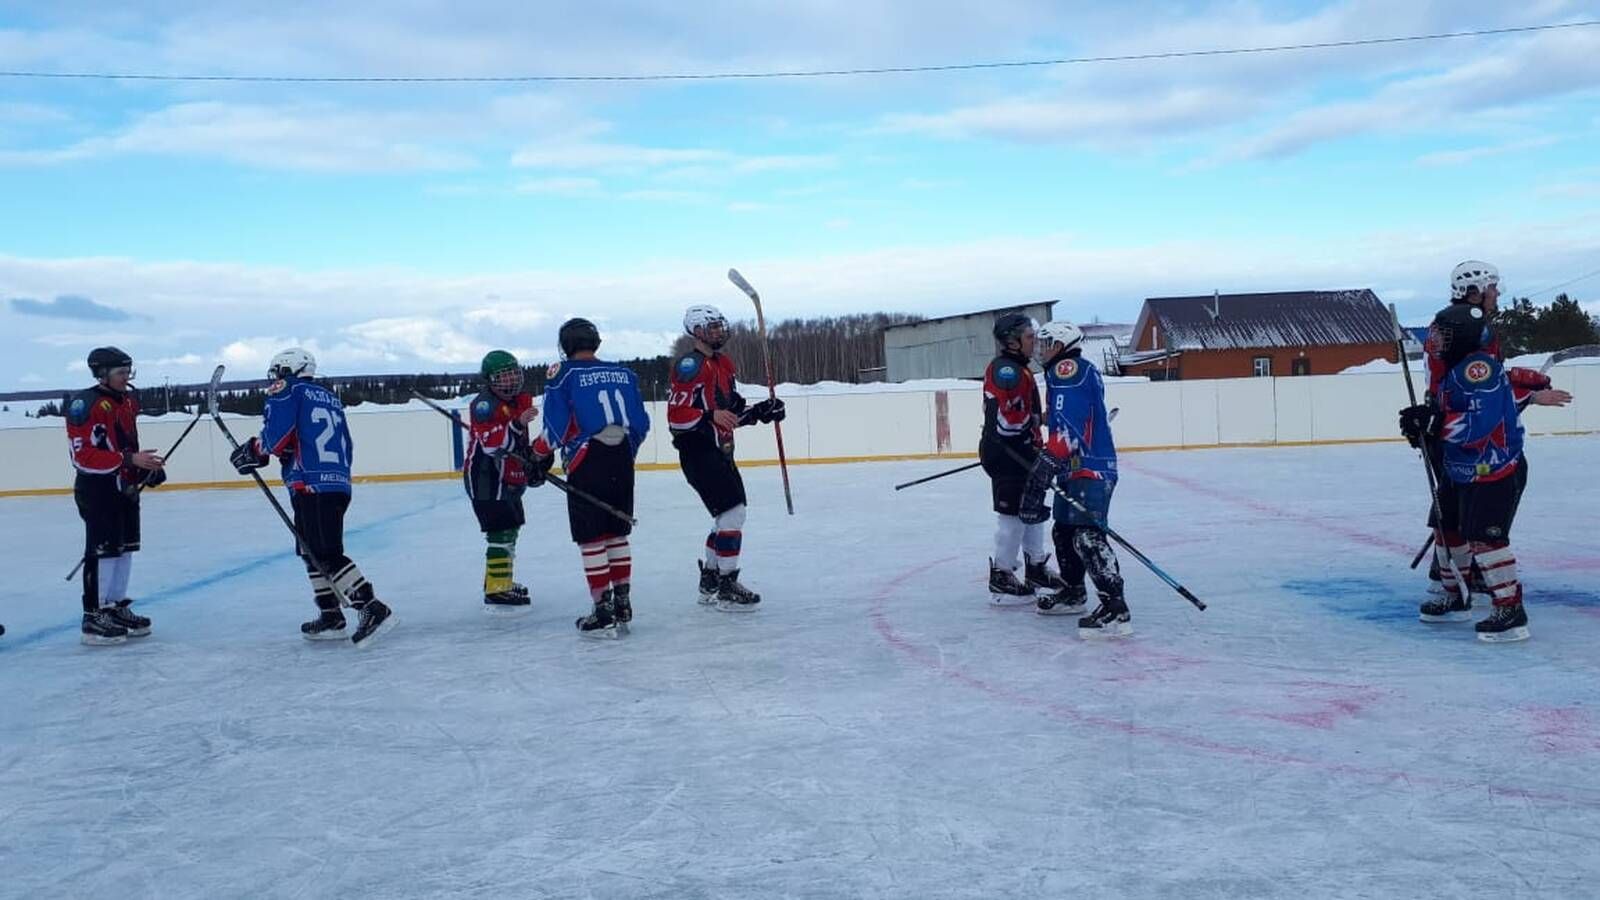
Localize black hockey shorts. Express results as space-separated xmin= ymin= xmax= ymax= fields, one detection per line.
xmin=471 ymin=497 xmax=525 ymax=533
xmin=566 ymin=440 xmax=635 ymax=545
xmin=291 ymin=490 xmax=351 ymax=564
xmin=980 ymin=436 xmax=1034 ymax=516
xmin=1456 ymin=458 xmax=1528 ymax=544
xmin=74 ymin=472 xmax=140 ymax=558
xmin=675 ymin=432 xmax=747 ymax=517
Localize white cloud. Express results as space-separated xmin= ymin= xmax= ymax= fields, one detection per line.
xmin=513 ymin=176 xmax=602 ymax=196
xmin=463 ymin=304 xmax=551 ymax=331
xmin=148 ymin=353 xmax=204 ymax=367
xmin=885 ymin=86 xmax=1256 ymax=144
xmin=17 ymin=372 xmax=45 ymax=384
xmin=1415 ymin=137 xmax=1560 ymax=167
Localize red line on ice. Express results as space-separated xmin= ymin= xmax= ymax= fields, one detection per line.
xmin=869 ymin=555 xmax=1600 ymax=809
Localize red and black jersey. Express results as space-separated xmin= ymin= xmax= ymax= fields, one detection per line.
xmin=65 ymin=386 xmax=140 ymax=482
xmin=1425 ymin=314 xmax=1549 ymax=406
xmin=463 ymin=389 xmax=534 ymax=500
xmin=981 ymin=351 xmax=1042 ymax=446
xmin=668 ymin=350 xmax=744 ymax=451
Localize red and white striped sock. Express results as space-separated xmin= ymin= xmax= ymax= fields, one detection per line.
xmin=1435 ymin=538 xmax=1472 ymax=596
xmin=606 ymin=537 xmax=632 ymax=587
xmin=580 ymin=541 xmax=612 ymax=603
xmin=1472 ymin=541 xmax=1521 ymax=607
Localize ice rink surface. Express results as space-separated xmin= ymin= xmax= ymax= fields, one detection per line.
xmin=3 ymin=436 xmax=1599 ymax=899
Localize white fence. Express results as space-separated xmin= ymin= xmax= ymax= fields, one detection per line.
xmin=4 ymin=366 xmax=1596 ymax=496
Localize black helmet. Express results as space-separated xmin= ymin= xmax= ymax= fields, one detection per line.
xmin=1430 ymin=304 xmax=1490 ymax=370
xmin=993 ymin=313 xmax=1034 ymax=346
xmin=558 ymin=318 xmax=601 ymax=358
xmin=87 ymin=346 xmax=133 ymax=379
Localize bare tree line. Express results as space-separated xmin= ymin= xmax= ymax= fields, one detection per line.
xmin=671 ymin=312 xmax=923 ymax=384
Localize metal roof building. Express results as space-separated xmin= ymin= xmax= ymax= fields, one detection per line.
xmin=882 ymin=301 xmax=1057 ymax=382
xmin=1119 ymin=289 xmax=1396 ymax=380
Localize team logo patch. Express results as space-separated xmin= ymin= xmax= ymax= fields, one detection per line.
xmin=97 ymin=399 xmax=112 ymax=412
xmin=994 ymin=364 xmax=1020 ymax=388
xmin=265 ymin=379 xmax=288 ymax=396
xmin=473 ymin=399 xmax=493 ymax=421
xmin=677 ymin=355 xmax=701 ymax=377
xmin=1464 ymin=360 xmax=1493 ymax=384
xmin=546 ymin=362 xmax=562 ymax=379
xmin=68 ymin=397 xmax=87 ymax=423
xmin=1054 ymin=359 xmax=1079 ymax=379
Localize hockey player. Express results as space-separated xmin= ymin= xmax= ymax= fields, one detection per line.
xmin=1031 ymin=322 xmax=1129 ymax=636
xmin=1429 ymin=304 xmax=1534 ymax=642
xmin=530 ymin=319 xmax=650 ymax=638
xmin=66 ymin=347 xmax=165 ymax=644
xmin=1404 ymin=261 xmax=1571 ymax=620
xmin=463 ymin=350 xmax=542 ymax=615
xmin=980 ymin=313 xmax=1066 ymax=604
xmin=229 ymin=348 xmax=395 ymax=647
xmin=666 ymin=304 xmax=785 ymax=611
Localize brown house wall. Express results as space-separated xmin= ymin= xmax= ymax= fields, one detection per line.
xmin=1124 ymin=342 xmax=1395 ymax=380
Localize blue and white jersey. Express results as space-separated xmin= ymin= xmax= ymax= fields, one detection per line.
xmin=259 ymin=377 xmax=353 ymax=494
xmin=1438 ymin=351 xmax=1524 ymax=485
xmin=1042 ymin=353 xmax=1116 ymax=481
xmin=534 ymin=359 xmax=650 ymax=471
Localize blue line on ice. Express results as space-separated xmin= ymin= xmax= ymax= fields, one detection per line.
xmin=7 ymin=494 xmax=451 ymax=650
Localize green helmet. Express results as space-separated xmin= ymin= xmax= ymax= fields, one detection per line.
xmin=480 ymin=349 xmax=522 ymax=396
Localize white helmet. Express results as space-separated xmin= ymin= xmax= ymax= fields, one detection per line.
xmin=268 ymin=347 xmax=317 ymax=380
xmin=683 ymin=304 xmax=727 ymax=335
xmin=1451 ymin=260 xmax=1499 ymax=301
xmin=1036 ymin=320 xmax=1084 ymax=356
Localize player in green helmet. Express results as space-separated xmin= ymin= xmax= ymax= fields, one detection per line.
xmin=462 ymin=350 xmax=543 ymax=614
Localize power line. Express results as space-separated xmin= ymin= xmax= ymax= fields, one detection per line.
xmin=1 ymin=20 xmax=1596 ymax=84
xmin=1526 ymin=266 xmax=1600 ymax=299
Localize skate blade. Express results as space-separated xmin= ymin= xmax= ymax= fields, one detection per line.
xmin=302 ymin=629 xmax=348 ymax=642
xmin=616 ymin=621 xmax=631 ymax=636
xmin=1078 ymin=622 xmax=1134 ymax=640
xmin=123 ymin=627 xmax=152 ymax=638
xmin=81 ymin=633 xmax=127 ymax=646
xmin=990 ymin=593 xmax=1035 ymax=606
xmin=352 ymin=614 xmax=398 ymax=650
xmin=698 ymin=595 xmax=718 ymax=607
xmin=1477 ymin=626 xmax=1530 ymax=644
xmin=1419 ymin=611 xmax=1473 ymax=623
xmin=1037 ymin=603 xmax=1088 ymax=617
xmin=578 ymin=625 xmax=620 ymax=640
xmin=483 ymin=604 xmax=534 ymax=618
xmin=715 ymin=602 xmax=760 ymax=613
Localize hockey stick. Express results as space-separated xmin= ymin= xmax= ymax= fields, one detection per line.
xmin=1390 ymin=305 xmax=1468 ymax=600
xmin=894 ymin=407 xmax=1119 ymax=492
xmin=64 ymin=404 xmax=205 ymax=582
xmin=1409 ymin=532 xmax=1434 ymax=570
xmin=1540 ymin=344 xmax=1600 ymax=374
xmin=998 ymin=437 xmax=1204 ymax=611
xmin=409 ymin=391 xmax=638 ymax=527
xmin=209 ymin=365 xmax=352 ymax=607
xmin=728 ymin=268 xmax=795 ymax=515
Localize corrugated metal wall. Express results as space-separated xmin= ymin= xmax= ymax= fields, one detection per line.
xmin=884 ymin=303 xmax=1056 ymax=381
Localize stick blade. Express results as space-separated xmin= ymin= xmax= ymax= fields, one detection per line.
xmin=727 ymin=268 xmax=759 ymax=302
xmin=206 ymin=365 xmax=226 ymax=417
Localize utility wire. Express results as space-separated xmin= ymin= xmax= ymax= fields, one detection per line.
xmin=1 ymin=21 xmax=1595 ymax=84
xmin=1525 ymin=266 xmax=1600 ymax=299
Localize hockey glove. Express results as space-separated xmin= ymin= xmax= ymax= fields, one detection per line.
xmin=1018 ymin=452 xmax=1061 ymax=525
xmin=742 ymin=398 xmax=786 ymax=425
xmin=525 ymin=451 xmax=554 ymax=487
xmin=230 ymin=438 xmax=270 ymax=474
xmin=1398 ymin=404 xmax=1438 ymax=450
xmin=140 ymin=468 xmax=168 ymax=491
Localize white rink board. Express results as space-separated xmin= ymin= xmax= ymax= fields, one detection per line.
xmin=3 ymin=367 xmax=1595 ymax=493
xmin=2 ymin=438 xmax=1598 ymax=898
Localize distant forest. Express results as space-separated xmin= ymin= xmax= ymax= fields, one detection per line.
xmin=23 ymin=312 xmax=921 ymax=419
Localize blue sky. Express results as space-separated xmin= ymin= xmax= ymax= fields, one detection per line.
xmin=3 ymin=0 xmax=1599 ymax=389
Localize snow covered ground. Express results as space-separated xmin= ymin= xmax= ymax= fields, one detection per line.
xmin=3 ymin=437 xmax=1599 ymax=899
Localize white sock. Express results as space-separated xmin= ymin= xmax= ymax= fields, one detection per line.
xmin=1022 ymin=521 xmax=1048 ymax=564
xmin=100 ymin=555 xmax=132 ymax=608
xmin=993 ymin=515 xmax=1025 ymax=570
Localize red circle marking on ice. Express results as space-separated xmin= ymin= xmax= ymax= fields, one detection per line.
xmin=868 ymin=555 xmax=1600 ymax=809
